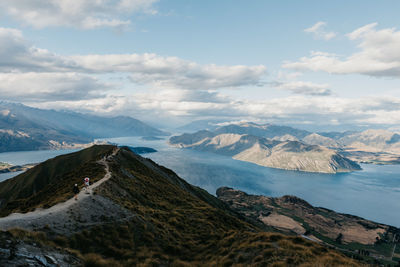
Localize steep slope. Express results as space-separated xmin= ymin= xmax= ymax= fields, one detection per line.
xmin=170 ymin=131 xmax=361 ymax=173
xmin=0 ymin=102 xmax=168 ymax=152
xmin=0 ymin=145 xmax=362 ymax=266
xmin=0 ymin=145 xmax=114 ymax=216
xmin=218 ymin=187 xmax=400 ymax=264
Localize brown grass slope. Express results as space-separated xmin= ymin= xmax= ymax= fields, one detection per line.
xmin=217 ymin=187 xmax=400 ymax=265
xmin=0 ymin=145 xmax=114 ymax=216
xmin=62 ymin=146 xmax=360 ymax=266
xmin=1 ymin=145 xmax=362 ymax=266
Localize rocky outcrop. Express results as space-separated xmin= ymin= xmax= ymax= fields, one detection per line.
xmin=0 ymin=231 xmax=81 ymax=266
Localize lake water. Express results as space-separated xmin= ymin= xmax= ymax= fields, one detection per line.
xmin=1 ymin=137 xmax=399 ymax=227
xmin=0 ymin=149 xmax=78 ymax=182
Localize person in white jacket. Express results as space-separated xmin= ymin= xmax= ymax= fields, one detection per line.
xmin=83 ymin=177 xmax=90 ymax=194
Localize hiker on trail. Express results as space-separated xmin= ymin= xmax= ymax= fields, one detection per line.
xmin=84 ymin=177 xmax=90 ymax=194
xmin=73 ymin=184 xmax=79 ymax=200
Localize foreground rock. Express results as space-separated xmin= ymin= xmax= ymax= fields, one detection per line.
xmin=0 ymin=231 xmax=81 ymax=266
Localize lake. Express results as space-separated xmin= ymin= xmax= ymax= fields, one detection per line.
xmin=1 ymin=137 xmax=399 ymax=227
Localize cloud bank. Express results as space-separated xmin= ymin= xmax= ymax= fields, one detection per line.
xmin=0 ymin=0 xmax=158 ymax=29
xmin=0 ymin=27 xmax=266 ymax=102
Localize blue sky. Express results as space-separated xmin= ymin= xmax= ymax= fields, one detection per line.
xmin=0 ymin=0 xmax=400 ymax=131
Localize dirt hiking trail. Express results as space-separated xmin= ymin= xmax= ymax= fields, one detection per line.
xmin=0 ymin=147 xmax=133 ymax=235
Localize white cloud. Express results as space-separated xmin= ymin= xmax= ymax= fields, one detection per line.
xmin=32 ymin=91 xmax=400 ymax=128
xmin=0 ymin=72 xmax=109 ymax=102
xmin=72 ymin=54 xmax=267 ymax=89
xmin=0 ymin=27 xmax=266 ymax=92
xmin=272 ymin=81 xmax=332 ymax=96
xmin=304 ymin=21 xmax=336 ymax=40
xmin=286 ymin=23 xmax=400 ymax=78
xmin=0 ymin=0 xmax=158 ymax=29
xmin=0 ymin=27 xmax=77 ymax=72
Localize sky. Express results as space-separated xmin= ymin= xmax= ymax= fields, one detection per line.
xmin=0 ymin=0 xmax=400 ymax=131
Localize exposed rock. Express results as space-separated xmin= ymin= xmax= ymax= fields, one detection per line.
xmin=0 ymin=231 xmax=81 ymax=266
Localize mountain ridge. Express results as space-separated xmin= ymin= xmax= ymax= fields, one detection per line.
xmin=0 ymin=145 xmax=364 ymax=266
xmin=217 ymin=187 xmax=400 ymax=263
xmin=0 ymin=102 xmax=168 ymax=152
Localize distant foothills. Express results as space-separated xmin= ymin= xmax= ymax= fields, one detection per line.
xmin=0 ymin=101 xmax=168 ymax=153
xmin=170 ymin=122 xmax=400 ymax=173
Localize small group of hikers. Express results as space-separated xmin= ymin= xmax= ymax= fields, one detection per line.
xmin=73 ymin=177 xmax=90 ymax=200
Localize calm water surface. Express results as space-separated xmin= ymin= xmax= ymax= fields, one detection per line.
xmin=0 ymin=149 xmax=78 ymax=182
xmin=1 ymin=137 xmax=399 ymax=227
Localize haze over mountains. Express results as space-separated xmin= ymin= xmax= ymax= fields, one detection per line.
xmin=0 ymin=102 xmax=168 ymax=152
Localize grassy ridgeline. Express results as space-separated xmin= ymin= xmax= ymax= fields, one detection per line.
xmin=2 ymin=146 xmax=363 ymax=266
xmin=0 ymin=145 xmax=114 ymax=216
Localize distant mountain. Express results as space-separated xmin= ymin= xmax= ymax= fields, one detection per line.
xmin=213 ymin=122 xmax=311 ymax=139
xmin=302 ymin=133 xmax=341 ymax=148
xmin=173 ymin=121 xmax=400 ymax=165
xmin=338 ymin=129 xmax=400 ymax=152
xmin=0 ymin=145 xmax=365 ymax=266
xmin=0 ymin=102 xmax=168 ymax=152
xmin=169 ymin=130 xmax=361 ymax=173
xmin=177 ymin=119 xmax=226 ymax=132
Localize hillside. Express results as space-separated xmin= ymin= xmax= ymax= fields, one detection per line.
xmin=0 ymin=102 xmax=168 ymax=152
xmin=0 ymin=145 xmax=114 ymax=216
xmin=217 ymin=187 xmax=400 ymax=264
xmin=170 ymin=132 xmax=361 ymax=173
xmin=0 ymin=145 xmax=363 ymax=266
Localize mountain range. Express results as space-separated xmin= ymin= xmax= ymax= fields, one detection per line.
xmin=170 ymin=122 xmax=400 ymax=171
xmin=0 ymin=145 xmax=392 ymax=265
xmin=0 ymin=102 xmax=168 ymax=152
xmin=169 ymin=128 xmax=361 ymax=173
